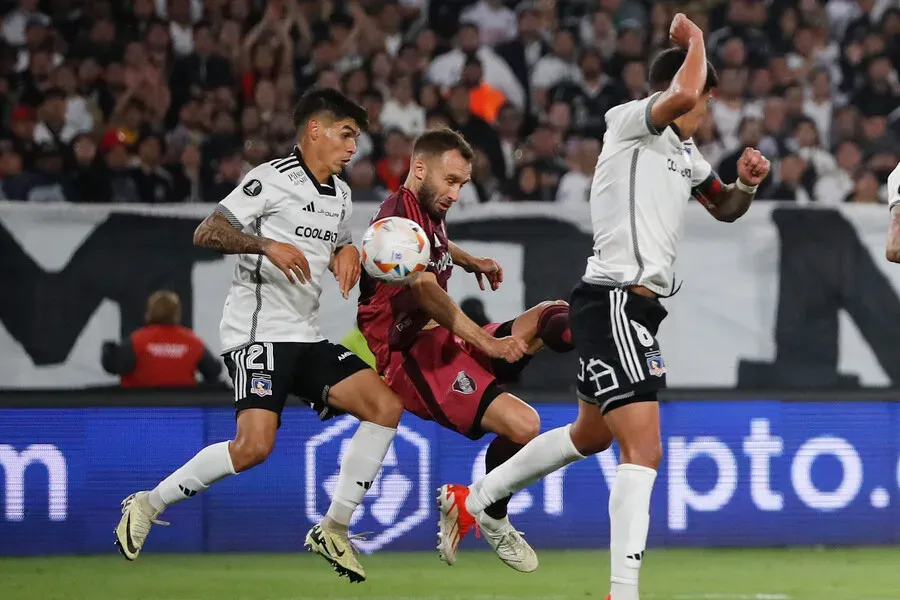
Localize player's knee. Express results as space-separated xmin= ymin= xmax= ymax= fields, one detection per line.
xmin=619 ymin=440 xmax=663 ymax=469
xmin=230 ymin=437 xmax=274 ymax=472
xmin=506 ymin=405 xmax=540 ymax=445
xmin=570 ymin=423 xmax=613 ymax=456
xmin=360 ymin=387 xmax=404 ymax=428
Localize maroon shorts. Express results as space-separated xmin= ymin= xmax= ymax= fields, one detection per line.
xmin=384 ymin=323 xmax=509 ymax=440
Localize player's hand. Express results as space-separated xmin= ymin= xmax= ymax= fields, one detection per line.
xmin=469 ymin=257 xmax=503 ymax=291
xmin=669 ymin=13 xmax=704 ymax=49
xmin=329 ymin=245 xmax=361 ymax=299
xmin=736 ymin=147 xmax=771 ymax=187
xmin=263 ymin=240 xmax=311 ymax=284
xmin=485 ymin=335 xmax=528 ymax=363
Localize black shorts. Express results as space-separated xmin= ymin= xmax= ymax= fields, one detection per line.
xmin=570 ymin=282 xmax=669 ymax=414
xmin=223 ymin=341 xmax=370 ymax=424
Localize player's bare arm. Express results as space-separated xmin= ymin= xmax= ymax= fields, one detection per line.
xmin=194 ymin=211 xmax=312 ymax=283
xmin=329 ymin=244 xmax=361 ymax=298
xmin=648 ymin=14 xmax=708 ymax=131
xmin=887 ymin=207 xmax=900 ymax=263
xmin=449 ymin=241 xmax=503 ymax=291
xmin=692 ymin=148 xmax=771 ymax=223
xmin=410 ymin=271 xmax=526 ymax=362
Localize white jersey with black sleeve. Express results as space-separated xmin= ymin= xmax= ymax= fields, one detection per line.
xmin=214 ymin=148 xmax=353 ymax=352
xmin=583 ymin=92 xmax=713 ymax=295
xmin=888 ymin=163 xmax=900 ymax=209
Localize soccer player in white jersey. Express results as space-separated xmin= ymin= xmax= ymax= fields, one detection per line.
xmin=436 ymin=14 xmax=771 ymax=600
xmin=114 ymin=89 xmax=405 ymax=583
xmin=884 ymin=163 xmax=900 ymax=262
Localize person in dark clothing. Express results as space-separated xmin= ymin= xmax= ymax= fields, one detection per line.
xmin=129 ymin=131 xmax=176 ymax=203
xmin=494 ymin=5 xmax=548 ymax=115
xmin=201 ymin=145 xmax=243 ymax=203
xmin=168 ymin=21 xmax=234 ymax=119
xmin=102 ymin=290 xmax=222 ymax=387
xmin=70 ymin=133 xmax=111 ymax=202
xmin=446 ymin=83 xmax=505 ymax=180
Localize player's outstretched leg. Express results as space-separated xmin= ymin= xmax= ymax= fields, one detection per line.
xmin=305 ymin=369 xmax=404 ymax=583
xmin=114 ymin=409 xmax=275 ymax=560
xmin=602 ymin=400 xmax=661 ymax=600
xmin=439 ymin=400 xmax=614 ymax=570
xmin=438 ymin=392 xmax=542 ymax=572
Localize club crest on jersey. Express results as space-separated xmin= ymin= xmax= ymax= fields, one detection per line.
xmin=452 ymin=371 xmax=477 ymax=395
xmin=645 ymin=352 xmax=666 ymax=377
xmin=243 ymin=179 xmax=262 ymax=196
xmin=250 ymin=374 xmax=273 ymax=396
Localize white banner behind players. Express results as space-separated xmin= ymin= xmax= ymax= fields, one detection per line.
xmin=2 ymin=201 xmax=900 ymax=389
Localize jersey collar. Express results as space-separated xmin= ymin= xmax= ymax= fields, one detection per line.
xmin=293 ymin=146 xmax=337 ymax=197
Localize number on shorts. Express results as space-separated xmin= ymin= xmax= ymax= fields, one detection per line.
xmin=245 ymin=342 xmax=274 ymax=370
xmin=630 ymin=320 xmax=654 ymax=348
xmin=579 ymin=357 xmax=620 ymax=397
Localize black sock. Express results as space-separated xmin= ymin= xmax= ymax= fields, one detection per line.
xmin=483 ymin=436 xmax=525 ymax=519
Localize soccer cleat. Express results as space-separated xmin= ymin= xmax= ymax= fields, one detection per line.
xmin=304 ymin=523 xmax=367 ymax=583
xmin=436 ymin=484 xmax=479 ymax=566
xmin=477 ymin=513 xmax=539 ymax=573
xmin=114 ymin=491 xmax=169 ymax=561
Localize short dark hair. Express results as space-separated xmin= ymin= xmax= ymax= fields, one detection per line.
xmin=292 ymin=88 xmax=368 ymax=131
xmin=412 ymin=128 xmax=475 ymax=162
xmin=648 ymin=48 xmax=718 ymax=93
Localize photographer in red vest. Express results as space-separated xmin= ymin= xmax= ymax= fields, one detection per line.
xmin=102 ymin=291 xmax=221 ymax=387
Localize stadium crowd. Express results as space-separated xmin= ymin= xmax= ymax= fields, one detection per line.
xmin=0 ymin=0 xmax=898 ymax=205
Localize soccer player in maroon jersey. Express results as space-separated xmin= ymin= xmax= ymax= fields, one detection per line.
xmin=357 ymin=128 xmax=573 ymax=572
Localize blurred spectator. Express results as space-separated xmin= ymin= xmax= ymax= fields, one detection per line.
xmin=348 ymin=158 xmax=389 ymax=203
xmin=459 ymin=148 xmax=502 ymax=205
xmin=380 ymin=74 xmax=426 ymax=138
xmin=462 ymin=0 xmax=517 ymax=47
xmin=102 ymin=290 xmax=221 ymax=388
xmin=495 ymin=4 xmax=549 ymax=113
xmin=463 ymin=56 xmax=506 ymax=125
xmin=376 ymin=129 xmax=411 ymax=193
xmin=789 ymin=116 xmax=837 ymax=178
xmin=846 ymin=171 xmax=883 ymax=203
xmin=769 ymin=154 xmax=813 ymax=203
xmin=202 ymin=145 xmax=244 ymax=203
xmin=548 ymin=47 xmax=610 ymax=140
xmin=695 ymin=113 xmax=727 ymax=171
xmin=446 ymin=83 xmax=505 ymax=180
xmin=556 ymin=138 xmax=601 ymax=205
xmin=815 ymin=140 xmax=863 ymax=205
xmin=2 ymin=0 xmax=50 ymax=47
xmin=130 ymin=132 xmax=176 ymax=203
xmin=495 ymin=103 xmax=523 ymax=179
xmin=427 ymin=22 xmax=525 ymax=110
xmin=531 ymin=28 xmax=580 ymax=107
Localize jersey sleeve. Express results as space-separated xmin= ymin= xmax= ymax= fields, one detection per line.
xmin=604 ymin=92 xmax=664 ymax=142
xmin=689 ymin=144 xmax=713 ymax=187
xmin=336 ymin=181 xmax=353 ymax=246
xmin=888 ymin=164 xmax=900 ymax=209
xmin=215 ymin=168 xmax=276 ymax=230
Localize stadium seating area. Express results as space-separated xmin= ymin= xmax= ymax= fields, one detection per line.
xmin=0 ymin=0 xmax=898 ymax=205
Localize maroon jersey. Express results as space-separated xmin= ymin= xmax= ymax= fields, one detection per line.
xmin=358 ymin=186 xmax=453 ymax=373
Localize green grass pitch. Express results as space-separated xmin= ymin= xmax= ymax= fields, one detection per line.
xmin=2 ymin=548 xmax=899 ymax=600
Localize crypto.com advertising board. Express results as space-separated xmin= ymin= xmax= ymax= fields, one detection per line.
xmin=2 ymin=400 xmax=899 ymax=555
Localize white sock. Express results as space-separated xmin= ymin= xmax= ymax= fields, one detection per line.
xmin=324 ymin=421 xmax=396 ymax=529
xmin=609 ymin=464 xmax=657 ymax=600
xmin=148 ymin=441 xmax=236 ymax=511
xmin=466 ymin=425 xmax=585 ymax=515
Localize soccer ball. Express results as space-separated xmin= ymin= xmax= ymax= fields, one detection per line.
xmin=361 ymin=217 xmax=431 ymax=284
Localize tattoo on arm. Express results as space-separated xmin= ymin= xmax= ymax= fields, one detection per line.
xmin=692 ymin=173 xmax=754 ymax=223
xmin=193 ymin=211 xmax=270 ymax=255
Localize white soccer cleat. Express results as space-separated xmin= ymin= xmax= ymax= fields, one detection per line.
xmin=477 ymin=513 xmax=539 ymax=573
xmin=114 ymin=491 xmax=168 ymax=561
xmin=436 ymin=484 xmax=479 ymax=566
xmin=304 ymin=523 xmax=367 ymax=583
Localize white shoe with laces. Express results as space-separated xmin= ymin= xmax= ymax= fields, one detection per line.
xmin=477 ymin=513 xmax=539 ymax=573
xmin=114 ymin=491 xmax=169 ymax=561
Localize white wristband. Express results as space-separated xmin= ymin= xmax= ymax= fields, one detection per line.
xmin=736 ymin=179 xmax=758 ymax=194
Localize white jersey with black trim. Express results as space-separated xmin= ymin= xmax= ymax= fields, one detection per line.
xmin=583 ymin=92 xmax=713 ymax=295
xmin=888 ymin=163 xmax=900 ymax=209
xmin=215 ymin=148 xmax=353 ymax=351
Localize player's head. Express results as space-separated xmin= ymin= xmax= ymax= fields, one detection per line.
xmin=293 ymin=88 xmax=368 ymax=176
xmin=649 ymin=48 xmax=719 ymax=138
xmin=409 ymin=128 xmax=474 ymax=217
xmin=145 ymin=290 xmax=181 ymax=325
